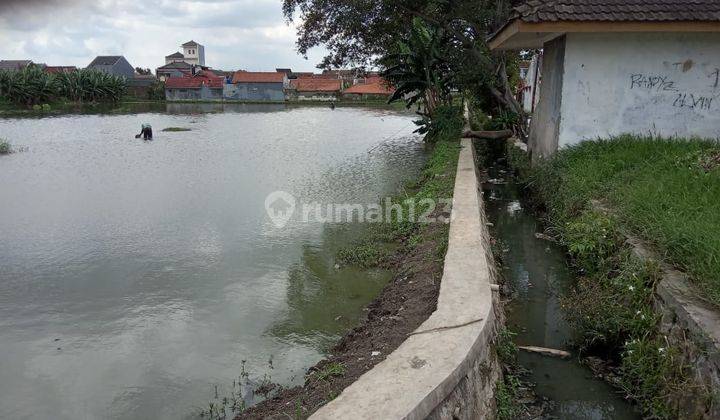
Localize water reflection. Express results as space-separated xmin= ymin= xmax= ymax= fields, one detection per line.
xmin=0 ymin=104 xmax=424 ymax=419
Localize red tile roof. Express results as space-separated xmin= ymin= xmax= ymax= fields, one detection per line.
xmin=232 ymin=71 xmax=286 ymax=83
xmin=45 ymin=66 xmax=77 ymax=74
xmin=165 ymin=73 xmax=224 ymax=89
xmin=290 ymin=78 xmax=342 ymax=92
xmin=343 ymin=79 xmax=394 ymax=95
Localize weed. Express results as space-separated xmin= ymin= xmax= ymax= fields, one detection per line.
xmin=496 ymin=328 xmax=518 ymax=363
xmin=525 ymin=135 xmax=720 ymax=305
xmin=495 ymin=373 xmax=522 ymax=420
xmin=619 ymin=336 xmax=688 ymax=419
xmin=314 ymin=362 xmax=346 ymax=381
xmin=336 ymin=243 xmax=387 ymax=268
xmin=0 ymin=139 xmax=11 ymax=155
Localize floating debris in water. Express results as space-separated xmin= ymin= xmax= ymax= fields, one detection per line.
xmin=506 ymin=200 xmax=522 ymax=213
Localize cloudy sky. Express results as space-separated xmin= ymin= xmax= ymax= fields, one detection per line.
xmin=0 ymin=0 xmax=327 ymax=72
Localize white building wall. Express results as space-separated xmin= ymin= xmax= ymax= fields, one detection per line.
xmin=558 ymin=32 xmax=720 ymax=147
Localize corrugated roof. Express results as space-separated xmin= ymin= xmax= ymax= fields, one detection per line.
xmin=291 ymin=78 xmax=342 ymax=92
xmin=0 ymin=60 xmax=33 ymax=71
xmin=232 ymin=71 xmax=285 ymax=84
xmin=513 ymin=0 xmax=720 ymax=22
xmin=88 ymin=56 xmax=124 ymax=67
xmin=343 ymin=79 xmax=394 ymax=95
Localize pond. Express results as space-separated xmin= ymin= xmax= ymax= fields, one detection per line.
xmin=0 ymin=103 xmax=425 ymax=419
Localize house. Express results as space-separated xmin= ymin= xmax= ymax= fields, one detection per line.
xmin=165 ymin=52 xmax=185 ymax=65
xmin=519 ymin=54 xmax=541 ymax=113
xmin=156 ymin=61 xmax=195 ymax=81
xmin=165 ymin=71 xmax=224 ymax=101
xmin=342 ymin=78 xmax=394 ymax=100
xmin=86 ymin=56 xmax=134 ymax=79
xmin=45 ymin=66 xmax=77 ymax=74
xmin=225 ymin=71 xmax=287 ymax=101
xmin=289 ymin=78 xmax=342 ymax=101
xmin=164 ymin=41 xmax=206 ymax=66
xmin=0 ymin=60 xmax=34 ymax=71
xmin=488 ymin=0 xmax=720 ymax=159
xmin=126 ymin=74 xmax=159 ymax=98
xmin=180 ymin=40 xmax=205 ymax=66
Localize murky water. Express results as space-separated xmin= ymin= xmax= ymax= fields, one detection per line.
xmin=483 ymin=162 xmax=640 ymax=419
xmin=0 ymin=103 xmax=425 ymax=419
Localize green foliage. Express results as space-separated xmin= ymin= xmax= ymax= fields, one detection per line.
xmin=0 ymin=66 xmax=126 ymax=107
xmin=495 ymin=373 xmax=522 ymax=420
xmin=338 ymin=138 xmax=459 ymax=266
xmin=528 ymin=135 xmax=720 ymax=305
xmin=336 ymin=242 xmax=387 ymax=268
xmin=0 ymin=139 xmax=11 ymax=155
xmin=620 ymin=336 xmax=688 ymax=419
xmin=496 ymin=328 xmax=518 ymax=363
xmin=147 ymin=80 xmax=166 ymax=100
xmin=485 ymin=109 xmax=518 ymax=131
xmin=383 ymin=17 xmax=452 ymax=113
xmin=414 ymin=104 xmax=464 ymax=144
xmin=508 ymin=136 xmax=711 ymax=417
xmin=314 ymin=362 xmax=346 ymax=381
xmin=562 ymin=211 xmax=623 ymax=274
xmin=563 ymin=252 xmax=660 ymax=351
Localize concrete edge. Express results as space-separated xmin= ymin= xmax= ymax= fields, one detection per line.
xmin=626 ymin=237 xmax=720 ymax=369
xmin=310 ymin=138 xmax=499 ymax=420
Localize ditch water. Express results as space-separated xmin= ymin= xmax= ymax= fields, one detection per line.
xmin=0 ymin=103 xmax=426 ymax=419
xmin=482 ymin=156 xmax=640 ymax=419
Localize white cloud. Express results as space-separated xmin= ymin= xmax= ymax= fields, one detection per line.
xmin=0 ymin=0 xmax=327 ymax=71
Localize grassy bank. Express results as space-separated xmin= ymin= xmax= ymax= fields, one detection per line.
xmin=518 ymin=135 xmax=720 ymax=305
xmin=508 ymin=135 xmax=720 ymax=418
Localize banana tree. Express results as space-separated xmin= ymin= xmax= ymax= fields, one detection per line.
xmin=381 ymin=17 xmax=453 ymax=116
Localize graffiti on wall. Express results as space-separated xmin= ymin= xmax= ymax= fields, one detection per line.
xmin=628 ymin=65 xmax=719 ymax=112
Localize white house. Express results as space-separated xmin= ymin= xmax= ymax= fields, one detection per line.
xmin=489 ymin=0 xmax=720 ymax=159
xmin=164 ymin=40 xmax=206 ymax=67
xmin=180 ymin=40 xmax=205 ymax=66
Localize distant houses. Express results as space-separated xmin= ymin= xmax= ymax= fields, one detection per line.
xmin=156 ymin=61 xmax=195 ymax=81
xmin=165 ymin=70 xmax=224 ymax=101
xmin=0 ymin=60 xmax=36 ymax=71
xmin=45 ymin=66 xmax=77 ymax=74
xmin=342 ymin=77 xmax=394 ymax=100
xmin=87 ymin=56 xmax=134 ymax=78
xmin=289 ymin=78 xmax=342 ymax=101
xmin=224 ymin=72 xmax=287 ymax=101
xmin=163 ymin=67 xmax=394 ymax=102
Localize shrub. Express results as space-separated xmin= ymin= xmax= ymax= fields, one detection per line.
xmin=415 ymin=104 xmax=463 ymax=143
xmin=0 ymin=139 xmax=11 ymax=154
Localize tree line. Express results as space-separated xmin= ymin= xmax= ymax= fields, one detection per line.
xmin=0 ymin=64 xmax=126 ymax=107
xmin=282 ymin=0 xmax=526 ymax=139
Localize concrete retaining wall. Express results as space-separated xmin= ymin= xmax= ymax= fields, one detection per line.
xmin=628 ymin=237 xmax=720 ymax=418
xmin=311 ymin=138 xmax=502 ymax=420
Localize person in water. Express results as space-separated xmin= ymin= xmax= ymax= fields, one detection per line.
xmin=139 ymin=123 xmax=153 ymax=140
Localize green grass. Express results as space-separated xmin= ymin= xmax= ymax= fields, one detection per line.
xmin=314 ymin=362 xmax=346 ymax=381
xmin=161 ymin=127 xmax=192 ymax=132
xmin=527 ymin=135 xmax=720 ymax=306
xmin=508 ymin=136 xmax=720 ymax=418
